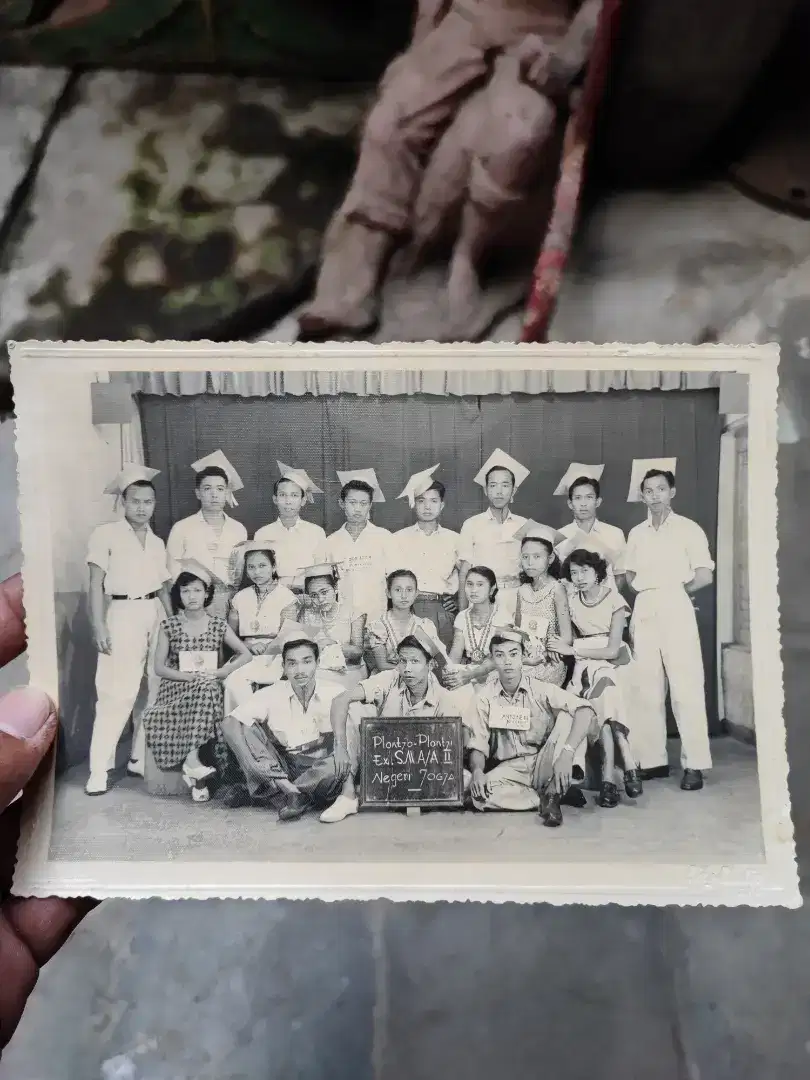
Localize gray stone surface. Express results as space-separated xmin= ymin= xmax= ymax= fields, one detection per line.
xmin=0 ymin=71 xmax=369 ymax=342
xmin=0 ymin=66 xmax=69 ymax=221
xmin=1 ymin=900 xmax=377 ymax=1080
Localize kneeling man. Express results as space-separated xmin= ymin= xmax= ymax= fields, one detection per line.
xmin=324 ymin=625 xmax=468 ymax=824
xmin=468 ymin=627 xmax=595 ymax=826
xmin=221 ymin=630 xmax=347 ymax=821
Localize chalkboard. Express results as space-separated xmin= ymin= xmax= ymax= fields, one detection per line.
xmin=359 ymin=717 xmax=464 ymax=809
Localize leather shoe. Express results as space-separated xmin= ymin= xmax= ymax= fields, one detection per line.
xmin=540 ymin=791 xmax=563 ymax=827
xmin=624 ymin=769 xmax=643 ymax=798
xmin=639 ymin=765 xmax=670 ymax=781
xmin=597 ymin=781 xmax=620 ymax=808
xmin=222 ymin=784 xmax=253 ymax=809
xmin=278 ymin=791 xmax=310 ymax=821
xmin=680 ymin=768 xmax=704 ymax=791
xmin=560 ymin=785 xmax=587 ymax=809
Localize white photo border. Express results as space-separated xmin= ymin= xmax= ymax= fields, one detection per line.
xmin=8 ymin=340 xmax=797 ymax=906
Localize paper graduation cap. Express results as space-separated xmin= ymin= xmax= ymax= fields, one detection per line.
xmin=553 ymin=462 xmax=605 ymax=497
xmin=556 ymin=528 xmax=622 ymax=565
xmin=511 ymin=520 xmax=567 ymax=547
xmin=336 ymin=468 xmax=386 ymax=503
xmin=276 ymin=460 xmax=323 ymax=505
xmin=103 ymin=464 xmax=159 ymax=509
xmin=175 ymin=558 xmax=213 ymax=588
xmin=627 ymin=457 xmax=677 ymax=503
xmin=473 ymin=449 xmax=530 ymax=491
xmin=191 ymin=450 xmax=244 ymax=507
xmin=299 ymin=562 xmax=338 ymax=581
xmin=397 ymin=464 xmax=441 ymax=508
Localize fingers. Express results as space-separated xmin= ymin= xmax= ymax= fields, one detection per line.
xmin=0 ymin=897 xmax=97 ymax=1050
xmin=4 ymin=895 xmax=98 ymax=967
xmin=0 ymin=689 xmax=58 ymax=812
xmin=0 ymin=575 xmax=26 ymax=668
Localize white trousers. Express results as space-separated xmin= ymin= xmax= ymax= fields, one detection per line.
xmin=630 ymin=588 xmax=712 ymax=771
xmin=89 ymin=597 xmax=162 ymax=778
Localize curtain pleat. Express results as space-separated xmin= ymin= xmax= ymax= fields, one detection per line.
xmin=126 ymin=369 xmax=720 ymax=397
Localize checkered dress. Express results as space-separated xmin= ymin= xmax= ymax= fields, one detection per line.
xmin=142 ymin=615 xmax=228 ymax=771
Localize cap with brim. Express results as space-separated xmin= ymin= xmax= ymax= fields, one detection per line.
xmin=104 ymin=465 xmax=160 ymax=509
xmin=299 ymin=563 xmax=338 ymax=581
xmin=402 ymin=623 xmax=447 ymax=662
xmin=397 ymin=464 xmax=440 ymax=508
xmin=336 ymin=468 xmax=385 ymax=503
xmin=627 ymin=457 xmax=677 ymax=503
xmin=191 ymin=450 xmax=244 ymax=507
xmin=276 ymin=460 xmax=323 ymax=505
xmin=473 ymin=449 xmax=529 ymax=491
xmin=553 ymin=462 xmax=605 ymax=497
xmin=511 ymin=520 xmax=567 ymax=547
xmin=490 ymin=625 xmax=531 ymax=647
xmin=175 ymin=558 xmax=213 ymax=588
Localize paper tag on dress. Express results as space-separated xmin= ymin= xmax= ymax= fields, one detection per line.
xmin=346 ymin=554 xmax=373 ymax=571
xmin=179 ymin=650 xmax=219 ymax=672
xmin=524 ymin=616 xmax=550 ymax=640
xmin=489 ymin=703 xmax=531 ymax=731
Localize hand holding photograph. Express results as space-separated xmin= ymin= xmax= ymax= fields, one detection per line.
xmin=7 ymin=340 xmax=796 ymax=905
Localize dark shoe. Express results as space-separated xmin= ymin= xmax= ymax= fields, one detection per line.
xmin=560 ymin=785 xmax=587 ymax=809
xmin=680 ymin=769 xmax=704 ymax=791
xmin=222 ymin=784 xmax=253 ymax=809
xmin=278 ymin=791 xmax=310 ymax=822
xmin=540 ymin=792 xmax=563 ymax=828
xmin=597 ymin=781 xmax=620 ymax=808
xmin=639 ymin=765 xmax=670 ymax=781
xmin=624 ymin=769 xmax=644 ymax=798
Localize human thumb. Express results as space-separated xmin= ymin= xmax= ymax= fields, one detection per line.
xmin=0 ymin=688 xmax=57 ymax=812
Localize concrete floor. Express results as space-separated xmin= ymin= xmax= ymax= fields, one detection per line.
xmin=1 ymin=64 xmax=810 ymax=1080
xmin=50 ymin=739 xmax=762 ymax=866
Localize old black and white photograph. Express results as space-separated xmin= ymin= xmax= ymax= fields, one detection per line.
xmin=8 ymin=340 xmax=794 ymax=904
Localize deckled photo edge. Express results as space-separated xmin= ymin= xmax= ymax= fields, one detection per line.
xmin=7 ymin=340 xmax=796 ymax=906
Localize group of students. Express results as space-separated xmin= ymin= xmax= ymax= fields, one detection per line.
xmin=83 ymin=445 xmax=716 ymax=829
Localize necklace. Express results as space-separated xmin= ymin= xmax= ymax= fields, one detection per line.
xmin=384 ymin=613 xmax=414 ymax=660
xmin=466 ymin=606 xmax=495 ymax=664
xmin=249 ymin=583 xmax=276 ymax=633
xmin=578 ymin=587 xmax=608 ymax=609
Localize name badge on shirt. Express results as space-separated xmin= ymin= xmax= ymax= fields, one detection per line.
xmin=489 ymin=702 xmax=531 ymax=731
xmin=179 ymin=651 xmax=219 ymax=673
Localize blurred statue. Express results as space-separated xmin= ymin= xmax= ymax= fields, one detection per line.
xmin=298 ymin=0 xmax=603 ymax=341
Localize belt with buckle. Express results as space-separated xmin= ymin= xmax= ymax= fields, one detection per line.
xmin=417 ymin=591 xmax=443 ymax=601
xmin=110 ymin=591 xmax=159 ymax=601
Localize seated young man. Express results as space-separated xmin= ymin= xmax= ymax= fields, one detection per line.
xmin=220 ymin=630 xmax=349 ymax=822
xmin=466 ymin=627 xmax=595 ymax=827
xmin=323 ymin=625 xmax=469 ymax=824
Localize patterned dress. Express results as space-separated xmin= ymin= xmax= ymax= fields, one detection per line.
xmin=514 ymin=580 xmax=568 ymax=686
xmin=142 ymin=614 xmax=229 ymax=770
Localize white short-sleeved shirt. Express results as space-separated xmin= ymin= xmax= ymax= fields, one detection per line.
xmin=229 ymin=678 xmax=344 ymax=746
xmin=316 ymin=521 xmax=392 ymax=620
xmin=359 ymin=669 xmax=465 ymax=718
xmin=231 ymin=584 xmax=298 ymax=637
xmin=624 ymin=511 xmax=714 ymax=593
xmin=86 ymin=520 xmax=170 ymax=597
xmin=556 ymin=518 xmax=627 ymax=591
xmin=458 ymin=509 xmax=527 ymax=586
xmin=253 ymin=518 xmax=327 ymax=582
xmin=390 ymin=524 xmax=461 ymax=595
xmin=167 ymin=511 xmax=247 ymax=585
